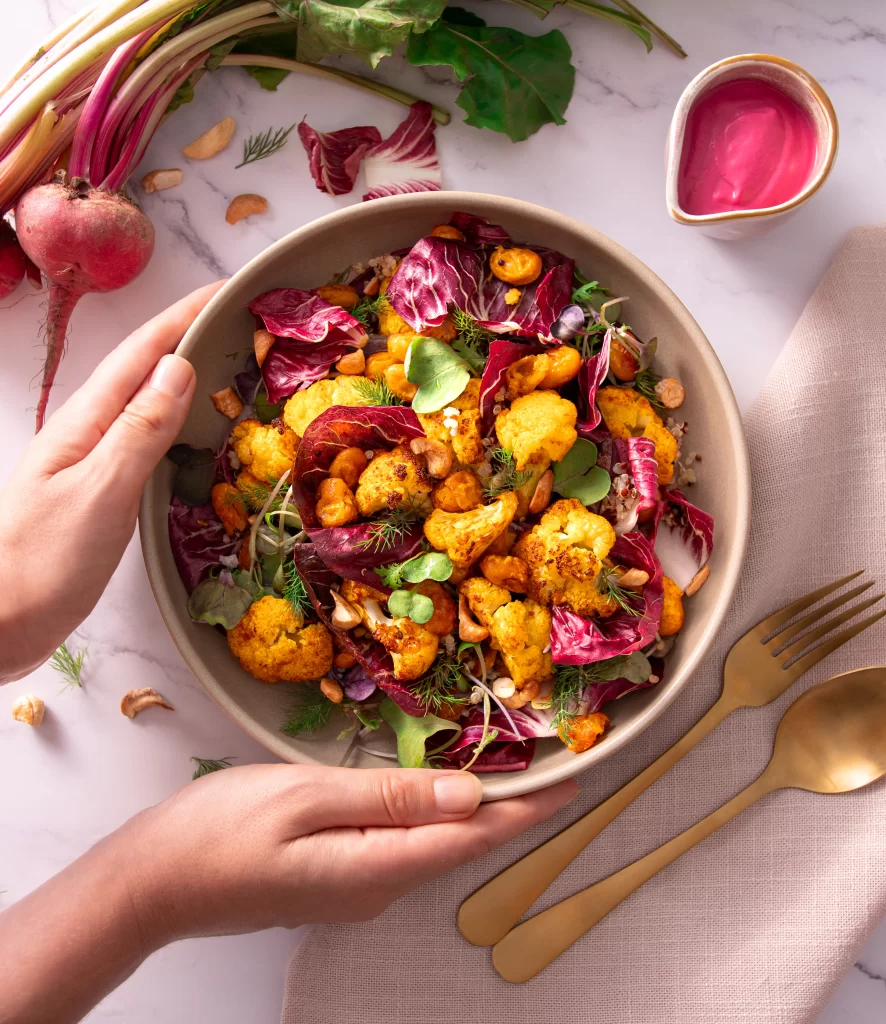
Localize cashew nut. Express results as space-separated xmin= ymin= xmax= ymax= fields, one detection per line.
xmin=335 ymin=349 xmax=366 ymax=375
xmin=254 ymin=329 xmax=275 ymax=368
xmin=617 ymin=568 xmax=650 ymax=589
xmin=410 ymin=437 xmax=452 ymax=479
xmin=684 ymin=564 xmax=710 ymax=596
xmin=654 ymin=377 xmax=685 ymax=409
xmin=120 ymin=687 xmax=174 ymax=719
xmin=226 ymin=193 xmax=268 ymax=225
xmin=458 ymin=593 xmax=489 ymax=642
xmin=331 ymin=590 xmax=362 ymax=630
xmin=182 ymin=116 xmax=236 ymax=159
xmin=528 ymin=469 xmax=554 ymax=514
xmin=319 ymin=677 xmax=344 ymax=704
xmin=210 ymin=386 xmax=244 ymax=420
xmin=12 ymin=694 xmax=44 ymax=726
xmin=141 ymin=168 xmax=183 ymax=193
xmin=491 ymin=676 xmax=516 ymax=699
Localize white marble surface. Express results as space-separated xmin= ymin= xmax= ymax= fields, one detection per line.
xmin=1 ymin=0 xmax=886 ymax=1020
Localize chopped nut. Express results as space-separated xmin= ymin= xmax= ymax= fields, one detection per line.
xmin=320 ymin=677 xmax=344 ymax=704
xmin=528 ymin=469 xmax=554 ymax=514
xmin=655 ymin=377 xmax=685 ymax=409
xmin=12 ymin=694 xmax=44 ymax=726
xmin=363 ymin=276 xmax=380 ymax=297
xmin=120 ymin=687 xmax=174 ymax=719
xmin=210 ymin=386 xmax=244 ymax=420
xmin=226 ymin=193 xmax=268 ymax=225
xmin=182 ymin=116 xmax=236 ymax=159
xmin=335 ymin=349 xmax=365 ymax=375
xmin=491 ymin=676 xmax=516 ymax=699
xmin=617 ymin=568 xmax=650 ymax=589
xmin=141 ymin=168 xmax=183 ymax=193
xmin=254 ymin=329 xmax=275 ymax=368
xmin=458 ymin=593 xmax=489 ymax=642
xmin=331 ymin=590 xmax=362 ymax=630
xmin=409 ymin=437 xmax=452 ymax=479
xmin=684 ymin=564 xmax=710 ymax=596
xmin=334 ymin=651 xmax=356 ymax=670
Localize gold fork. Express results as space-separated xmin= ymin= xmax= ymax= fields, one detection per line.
xmin=458 ymin=571 xmax=884 ymax=947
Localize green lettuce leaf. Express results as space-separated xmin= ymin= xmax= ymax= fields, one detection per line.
xmin=406 ymin=7 xmax=575 ymax=141
xmin=380 ymin=697 xmax=461 ymax=767
xmin=404 ymin=336 xmax=471 ymax=414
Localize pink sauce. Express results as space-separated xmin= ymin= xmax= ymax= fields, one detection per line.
xmin=677 ymin=78 xmax=817 ymax=216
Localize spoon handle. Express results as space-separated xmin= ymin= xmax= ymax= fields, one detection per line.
xmin=458 ymin=693 xmax=736 ymax=947
xmin=491 ymin=772 xmax=775 ymax=984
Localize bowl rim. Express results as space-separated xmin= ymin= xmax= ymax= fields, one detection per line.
xmin=140 ymin=190 xmax=751 ymax=799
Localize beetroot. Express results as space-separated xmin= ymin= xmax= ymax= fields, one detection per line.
xmin=0 ymin=220 xmax=26 ymax=299
xmin=15 ymin=175 xmax=154 ymax=430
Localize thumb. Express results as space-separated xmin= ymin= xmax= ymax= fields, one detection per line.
xmin=293 ymin=766 xmax=484 ymax=830
xmin=89 ymin=353 xmax=196 ymax=496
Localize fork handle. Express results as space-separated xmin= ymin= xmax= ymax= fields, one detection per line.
xmin=492 ymin=771 xmax=776 ymax=983
xmin=458 ymin=693 xmax=737 ymax=947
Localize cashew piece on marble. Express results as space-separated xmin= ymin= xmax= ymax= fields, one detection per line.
xmin=182 ymin=117 xmax=236 ymax=159
xmin=12 ymin=695 xmax=44 ymax=726
xmin=120 ymin=688 xmax=174 ymax=719
xmin=226 ymin=193 xmax=268 ymax=225
xmin=142 ymin=168 xmax=183 ymax=193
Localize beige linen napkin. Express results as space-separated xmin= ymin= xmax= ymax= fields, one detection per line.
xmin=282 ymin=226 xmax=886 ymax=1024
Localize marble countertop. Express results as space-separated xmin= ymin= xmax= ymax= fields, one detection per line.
xmin=2 ymin=0 xmax=885 ymax=1020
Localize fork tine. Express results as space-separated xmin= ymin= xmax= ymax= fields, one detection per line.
xmin=750 ymin=570 xmax=866 ymax=640
xmin=768 ymin=582 xmax=876 ymax=649
xmin=777 ymin=595 xmax=884 ymax=663
xmin=781 ymin=608 xmax=886 ymax=686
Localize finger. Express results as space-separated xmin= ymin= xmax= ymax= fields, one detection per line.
xmin=287 ymin=766 xmax=485 ymax=830
xmin=83 ymin=353 xmax=196 ymax=500
xmin=35 ymin=280 xmax=226 ymax=470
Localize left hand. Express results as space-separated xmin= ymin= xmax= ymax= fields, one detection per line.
xmin=0 ymin=280 xmax=225 ymax=683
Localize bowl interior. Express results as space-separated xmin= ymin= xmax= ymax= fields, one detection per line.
xmin=140 ymin=191 xmax=749 ymax=800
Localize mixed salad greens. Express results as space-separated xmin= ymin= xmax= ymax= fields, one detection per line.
xmin=167 ymin=211 xmax=714 ymax=772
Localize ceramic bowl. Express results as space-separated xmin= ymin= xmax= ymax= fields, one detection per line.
xmin=140 ymin=191 xmax=750 ymax=800
xmin=666 ymin=54 xmax=839 ymax=239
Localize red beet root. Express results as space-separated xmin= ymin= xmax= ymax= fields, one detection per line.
xmin=15 ymin=175 xmax=155 ymax=430
xmin=0 ymin=221 xmax=27 ymax=300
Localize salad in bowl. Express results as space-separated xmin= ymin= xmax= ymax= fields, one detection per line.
xmin=166 ymin=210 xmax=714 ymax=775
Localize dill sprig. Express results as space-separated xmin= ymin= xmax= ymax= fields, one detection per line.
xmin=551 ymin=658 xmax=630 ymax=736
xmin=235 ymin=123 xmax=296 ymax=168
xmin=630 ymin=366 xmax=664 ymax=411
xmin=284 ymin=561 xmax=311 ymax=620
xmin=451 ymin=307 xmax=495 ymax=346
xmin=596 ymin=567 xmax=643 ymax=617
xmin=484 ymin=447 xmax=531 ymax=498
xmin=451 ymin=335 xmax=485 ymax=376
xmin=412 ymin=657 xmax=470 ymax=715
xmin=282 ymin=686 xmax=338 ymax=737
xmin=50 ymin=642 xmax=86 ymax=693
xmin=225 ymin=479 xmax=282 ymax=511
xmin=191 ymin=756 xmax=236 ymax=780
xmin=356 ymin=502 xmax=422 ymax=552
xmin=350 ymin=376 xmax=403 ymax=407
xmin=351 ymin=295 xmax=385 ymax=328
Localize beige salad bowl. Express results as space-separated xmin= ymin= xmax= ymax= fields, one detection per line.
xmin=139 ymin=191 xmax=750 ymax=800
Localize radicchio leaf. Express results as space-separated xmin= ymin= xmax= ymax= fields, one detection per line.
xmin=340 ymin=663 xmax=377 ymax=702
xmin=168 ymin=497 xmax=242 ymax=593
xmin=297 ymin=119 xmax=382 ymax=196
xmin=606 ymin=437 xmax=659 ymax=535
xmin=652 ymin=488 xmax=715 ymax=590
xmin=439 ymin=707 xmax=536 ymax=772
xmin=584 ymin=656 xmax=665 ymax=713
xmin=575 ymin=329 xmax=611 ymax=437
xmin=307 ymin=523 xmax=423 ymax=591
xmin=551 ymin=531 xmax=664 ymax=664
xmin=478 ymin=339 xmax=546 ymax=435
xmin=261 ymin=338 xmax=354 ymax=402
xmin=363 ymin=102 xmax=441 ymax=201
xmin=448 ymin=211 xmax=510 ymax=246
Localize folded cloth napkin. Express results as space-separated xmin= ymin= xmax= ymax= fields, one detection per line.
xmin=281 ymin=226 xmax=886 ymax=1024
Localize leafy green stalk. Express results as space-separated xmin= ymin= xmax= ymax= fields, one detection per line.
xmin=459 ymin=690 xmax=498 ymax=772
xmin=235 ymin=123 xmax=296 ymax=168
xmin=50 ymin=642 xmax=87 ymax=693
xmin=484 ymin=447 xmax=531 ymax=498
xmin=191 ymin=756 xmax=236 ymax=780
xmin=350 ymin=376 xmax=403 ymax=407
xmin=282 ymin=686 xmax=338 ymax=737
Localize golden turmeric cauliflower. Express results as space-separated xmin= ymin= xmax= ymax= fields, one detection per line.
xmin=424 ymin=492 xmax=518 ymax=570
xmin=282 ymin=376 xmax=366 ymax=438
xmin=494 ymin=390 xmax=578 ymax=471
xmin=418 ymin=378 xmax=485 ymax=466
xmin=354 ymin=445 xmax=433 ymax=517
xmin=515 ymin=498 xmax=619 ymax=618
xmin=460 ymin=579 xmax=554 ymax=695
xmin=659 ymin=576 xmax=685 ymax=637
xmin=231 ymin=419 xmax=298 ymax=485
xmin=227 ymin=596 xmax=333 ymax=684
xmin=559 ymin=711 xmax=609 ymax=753
xmin=596 ymin=386 xmax=679 ymax=485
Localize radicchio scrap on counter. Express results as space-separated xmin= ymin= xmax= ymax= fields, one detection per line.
xmin=478 ymin=339 xmax=545 ymax=434
xmin=385 ymin=235 xmax=573 ymax=339
xmin=363 ymin=102 xmax=441 ymax=201
xmin=290 ymin=405 xmax=426 ymax=586
xmin=551 ymin=531 xmax=664 ymax=665
xmin=297 ymin=120 xmax=382 ymax=196
xmin=168 ymin=497 xmax=242 ymax=594
xmin=652 ymin=488 xmax=715 ymax=590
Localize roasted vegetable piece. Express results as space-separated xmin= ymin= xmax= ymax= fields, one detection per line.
xmin=495 ymin=390 xmax=578 ymax=471
xmin=504 ymin=353 xmax=550 ymax=400
xmin=538 ymin=345 xmax=582 ymax=388
xmin=433 ymin=470 xmax=483 ymax=512
xmin=282 ymin=376 xmax=366 ymax=437
xmin=418 ymin=378 xmax=485 ymax=466
xmin=328 ymin=446 xmax=368 ymax=490
xmin=231 ymin=419 xmax=298 ymax=485
xmin=315 ymin=283 xmax=358 ymax=310
xmin=559 ymin=711 xmax=609 ymax=753
xmin=384 ymin=362 xmax=418 ymax=401
xmin=424 ymin=491 xmax=518 ymax=570
xmin=609 ymin=335 xmax=639 ymax=381
xmin=316 ymin=477 xmax=359 ymax=528
xmin=413 ymin=580 xmax=457 ymax=636
xmin=489 ymin=245 xmax=543 ymax=285
xmin=227 ymin=596 xmax=334 ymax=684
xmin=366 ymin=351 xmax=401 ymax=380
xmin=659 ymin=575 xmax=685 ymax=636
xmin=480 ymin=554 xmax=529 ymax=593
xmin=596 ymin=386 xmax=679 ymax=486
xmin=355 ymin=444 xmax=432 ymax=517
xmin=211 ymin=482 xmax=247 ymax=536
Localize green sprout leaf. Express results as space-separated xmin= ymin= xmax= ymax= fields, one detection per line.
xmin=167 ymin=444 xmax=216 ymax=506
xmin=388 ymin=589 xmax=435 ymax=624
xmin=552 ymin=438 xmax=612 ymax=506
xmin=400 ymin=551 xmax=453 ymax=584
xmin=379 ymin=697 xmax=461 ymax=768
xmin=404 ymin=336 xmax=472 ymax=414
xmin=187 ymin=571 xmax=257 ymax=629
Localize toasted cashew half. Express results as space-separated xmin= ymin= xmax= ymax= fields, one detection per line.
xmin=458 ymin=593 xmax=489 ymax=642
xmin=120 ymin=688 xmax=174 ymax=719
xmin=529 ymin=469 xmax=554 ymax=514
xmin=226 ymin=193 xmax=268 ymax=225
xmin=331 ymin=591 xmax=362 ymax=630
xmin=410 ymin=437 xmax=452 ymax=479
xmin=182 ymin=117 xmax=235 ymax=159
xmin=142 ymin=168 xmax=183 ymax=192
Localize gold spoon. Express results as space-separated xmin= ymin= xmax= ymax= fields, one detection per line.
xmin=492 ymin=666 xmax=886 ymax=984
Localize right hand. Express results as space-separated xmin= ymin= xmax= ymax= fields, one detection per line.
xmin=118 ymin=764 xmax=578 ymax=941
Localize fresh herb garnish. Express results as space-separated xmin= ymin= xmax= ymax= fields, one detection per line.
xmin=191 ymin=756 xmax=236 ymax=780
xmin=484 ymin=446 xmax=531 ymax=498
xmin=451 ymin=335 xmax=486 ymax=376
xmin=459 ymin=688 xmax=498 ymax=772
xmin=282 ymin=686 xmax=338 ymax=737
xmin=351 ymin=294 xmax=386 ymax=328
xmin=596 ymin=566 xmax=643 ymax=617
xmin=388 ymin=588 xmax=435 ymax=624
xmin=235 ymin=123 xmax=296 ymax=168
xmin=412 ymin=657 xmax=470 ymax=715
xmin=375 ymin=551 xmax=453 ymax=589
xmin=404 ymin=336 xmax=472 ymax=414
xmin=552 ymin=438 xmax=611 ymax=505
xmin=225 ymin=478 xmax=278 ymax=511
xmin=350 ymin=376 xmax=403 ymax=407
xmin=50 ymin=642 xmax=87 ymax=692
xmin=631 ymin=366 xmax=664 ymax=411
xmin=283 ymin=561 xmax=311 ymax=620
xmin=356 ymin=503 xmax=423 ymax=552
xmin=451 ymin=307 xmax=495 ymax=347
xmin=551 ymin=652 xmax=653 ymax=736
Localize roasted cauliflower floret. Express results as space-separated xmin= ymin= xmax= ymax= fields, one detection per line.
xmin=515 ymin=498 xmax=619 ymax=618
xmin=424 ymin=492 xmax=518 ymax=570
xmin=494 ymin=390 xmax=578 ymax=471
xmin=231 ymin=419 xmax=298 ymax=485
xmin=559 ymin=711 xmax=609 ymax=753
xmin=355 ymin=445 xmax=433 ymax=517
xmin=282 ymin=376 xmax=367 ymax=437
xmin=596 ymin=386 xmax=679 ymax=486
xmin=418 ymin=379 xmax=485 ymax=466
xmin=659 ymin=576 xmax=685 ymax=637
xmin=227 ymin=596 xmax=333 ymax=684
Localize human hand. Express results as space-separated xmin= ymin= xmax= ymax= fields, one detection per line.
xmin=118 ymin=764 xmax=579 ymax=942
xmin=0 ymin=281 xmax=225 ymax=683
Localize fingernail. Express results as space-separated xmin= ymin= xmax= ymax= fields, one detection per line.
xmin=148 ymin=354 xmax=193 ymax=398
xmin=434 ymin=773 xmax=482 ymax=814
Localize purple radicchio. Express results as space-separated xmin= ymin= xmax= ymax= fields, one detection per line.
xmin=551 ymin=531 xmax=664 ymax=665
xmin=575 ymin=329 xmax=611 ymax=437
xmin=168 ymin=497 xmax=242 ymax=594
xmin=290 ymin=406 xmax=426 ymax=587
xmin=604 ymin=436 xmax=659 ymax=536
xmin=447 ymin=211 xmax=511 ymax=246
xmin=385 ymin=235 xmax=573 ymax=340
xmin=583 ymin=656 xmax=666 ymax=713
xmin=297 ymin=120 xmax=382 ymax=196
xmin=339 ymin=664 xmax=377 ymax=702
xmin=478 ymin=339 xmax=546 ymax=435
xmin=440 ymin=708 xmax=539 ymax=773
xmin=363 ymin=102 xmax=441 ymax=201
xmin=652 ymin=488 xmax=715 ymax=590
xmin=292 ymin=545 xmax=425 ymax=717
